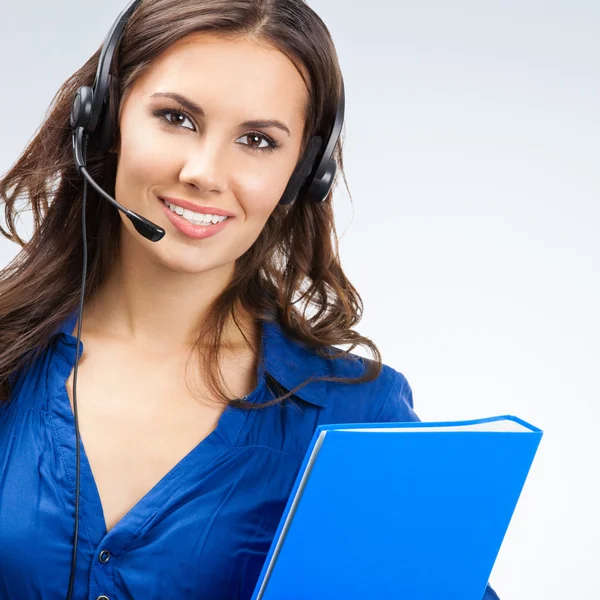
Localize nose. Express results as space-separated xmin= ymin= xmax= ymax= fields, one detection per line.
xmin=178 ymin=138 xmax=228 ymax=195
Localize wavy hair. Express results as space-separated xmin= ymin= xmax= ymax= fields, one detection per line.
xmin=0 ymin=0 xmax=382 ymax=408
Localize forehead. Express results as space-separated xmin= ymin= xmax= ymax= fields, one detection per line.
xmin=132 ymin=31 xmax=309 ymax=123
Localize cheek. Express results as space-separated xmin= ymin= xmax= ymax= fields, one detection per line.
xmin=117 ymin=130 xmax=176 ymax=188
xmin=234 ymin=163 xmax=294 ymax=219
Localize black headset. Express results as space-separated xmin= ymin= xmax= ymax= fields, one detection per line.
xmin=66 ymin=0 xmax=345 ymax=597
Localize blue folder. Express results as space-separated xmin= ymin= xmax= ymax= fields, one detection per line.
xmin=251 ymin=415 xmax=543 ymax=600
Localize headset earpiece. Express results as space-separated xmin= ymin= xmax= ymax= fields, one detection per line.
xmin=279 ymin=79 xmax=345 ymax=206
xmin=278 ymin=136 xmax=323 ymax=205
xmin=305 ymin=157 xmax=337 ymax=204
xmin=69 ymin=87 xmax=94 ymax=132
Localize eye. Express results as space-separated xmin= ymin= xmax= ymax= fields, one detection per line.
xmin=153 ymin=108 xmax=195 ymax=131
xmin=236 ymin=132 xmax=279 ymax=153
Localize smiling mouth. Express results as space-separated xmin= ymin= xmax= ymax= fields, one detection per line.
xmin=160 ymin=198 xmax=231 ymax=227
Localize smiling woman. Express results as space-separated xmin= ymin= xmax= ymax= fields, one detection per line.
xmin=0 ymin=1 xmax=501 ymax=600
xmin=0 ymin=0 xmax=353 ymax=406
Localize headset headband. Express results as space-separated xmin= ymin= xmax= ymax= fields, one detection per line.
xmin=72 ymin=0 xmax=344 ymax=206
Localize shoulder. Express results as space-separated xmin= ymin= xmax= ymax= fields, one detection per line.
xmin=322 ymin=350 xmax=420 ymax=425
xmin=261 ymin=319 xmax=419 ymax=424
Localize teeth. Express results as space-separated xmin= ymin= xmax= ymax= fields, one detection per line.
xmin=164 ymin=200 xmax=229 ymax=225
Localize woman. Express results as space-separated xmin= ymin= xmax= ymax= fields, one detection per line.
xmin=0 ymin=0 xmax=500 ymax=598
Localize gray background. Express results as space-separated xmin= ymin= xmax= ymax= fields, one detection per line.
xmin=1 ymin=1 xmax=598 ymax=597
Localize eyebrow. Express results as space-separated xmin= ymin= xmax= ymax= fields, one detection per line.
xmin=150 ymin=92 xmax=291 ymax=137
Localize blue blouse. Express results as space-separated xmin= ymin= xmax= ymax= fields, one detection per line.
xmin=0 ymin=309 xmax=500 ymax=599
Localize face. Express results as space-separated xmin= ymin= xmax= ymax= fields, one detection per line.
xmin=112 ymin=31 xmax=309 ymax=275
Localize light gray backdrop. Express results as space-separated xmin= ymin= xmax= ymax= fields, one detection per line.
xmin=1 ymin=1 xmax=598 ymax=598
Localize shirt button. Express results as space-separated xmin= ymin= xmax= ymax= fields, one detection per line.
xmin=97 ymin=596 xmax=110 ymax=600
xmin=98 ymin=550 xmax=111 ymax=563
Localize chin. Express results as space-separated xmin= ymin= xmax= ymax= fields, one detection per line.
xmin=157 ymin=248 xmax=235 ymax=277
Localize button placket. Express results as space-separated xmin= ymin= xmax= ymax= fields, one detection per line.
xmin=89 ymin=544 xmax=115 ymax=600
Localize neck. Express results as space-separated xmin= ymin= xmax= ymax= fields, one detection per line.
xmin=81 ymin=230 xmax=255 ymax=356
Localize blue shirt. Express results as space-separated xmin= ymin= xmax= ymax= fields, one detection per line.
xmin=0 ymin=309 xmax=500 ymax=599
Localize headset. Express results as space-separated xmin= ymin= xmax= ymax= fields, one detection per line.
xmin=66 ymin=0 xmax=345 ymax=597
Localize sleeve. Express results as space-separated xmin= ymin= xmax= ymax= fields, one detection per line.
xmin=483 ymin=582 xmax=501 ymax=599
xmin=375 ymin=368 xmax=501 ymax=600
xmin=373 ymin=368 xmax=421 ymax=424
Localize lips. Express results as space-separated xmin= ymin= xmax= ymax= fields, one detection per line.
xmin=159 ymin=197 xmax=233 ymax=240
xmin=158 ymin=196 xmax=235 ymax=218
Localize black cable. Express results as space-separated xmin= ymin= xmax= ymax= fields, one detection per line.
xmin=66 ymin=173 xmax=88 ymax=600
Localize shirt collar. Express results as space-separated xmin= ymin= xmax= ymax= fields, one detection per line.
xmin=51 ymin=311 xmax=328 ymax=408
xmin=260 ymin=318 xmax=329 ymax=408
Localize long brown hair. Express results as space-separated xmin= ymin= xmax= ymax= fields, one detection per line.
xmin=0 ymin=0 xmax=382 ymax=408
